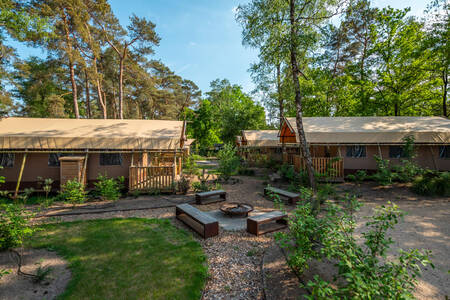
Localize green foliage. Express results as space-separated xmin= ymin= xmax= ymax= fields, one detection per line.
xmin=177 ymin=176 xmax=190 ymax=195
xmin=182 ymin=155 xmax=200 ymax=176
xmin=37 ymin=176 xmax=54 ymax=199
xmin=346 ymin=170 xmax=367 ymax=184
xmin=371 ymin=155 xmax=394 ymax=185
xmin=0 ymin=203 xmax=34 ymax=251
xmin=265 ymin=185 xmax=285 ymax=210
xmin=412 ymin=171 xmax=450 ymax=197
xmin=237 ymin=166 xmax=256 ymax=176
xmin=217 ymin=143 xmax=240 ymax=182
xmin=60 ymin=180 xmax=86 ymax=205
xmin=94 ymin=174 xmax=124 ymax=201
xmin=32 ymin=264 xmax=52 ymax=284
xmin=276 ymin=198 xmax=433 ymax=299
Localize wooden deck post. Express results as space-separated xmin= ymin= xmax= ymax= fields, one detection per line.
xmin=14 ymin=152 xmax=27 ymax=198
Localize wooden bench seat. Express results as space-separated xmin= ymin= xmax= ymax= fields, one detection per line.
xmin=247 ymin=211 xmax=287 ymax=236
xmin=176 ymin=204 xmax=219 ymax=238
xmin=264 ymin=186 xmax=300 ymax=204
xmin=195 ymin=189 xmax=226 ymax=205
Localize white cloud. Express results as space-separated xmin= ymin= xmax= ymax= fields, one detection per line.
xmin=189 ymin=41 xmax=197 ymax=47
xmin=231 ymin=6 xmax=238 ymax=14
xmin=176 ymin=64 xmax=191 ymax=74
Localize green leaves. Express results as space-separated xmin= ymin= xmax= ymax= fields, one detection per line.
xmin=277 ymin=196 xmax=432 ymax=298
xmin=0 ymin=203 xmax=34 ymax=251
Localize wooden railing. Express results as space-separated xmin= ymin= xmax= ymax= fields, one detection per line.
xmin=293 ymin=156 xmax=344 ymax=181
xmin=129 ymin=166 xmax=175 ymax=192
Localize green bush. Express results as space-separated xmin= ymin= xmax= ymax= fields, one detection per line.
xmin=237 ymin=166 xmax=255 ymax=176
xmin=346 ymin=170 xmax=367 ymax=183
xmin=217 ymin=143 xmax=240 ymax=182
xmin=94 ymin=174 xmax=124 ymax=201
xmin=0 ymin=203 xmax=34 ymax=251
xmin=276 ymin=198 xmax=433 ymax=299
xmin=371 ymin=155 xmax=394 ymax=185
xmin=412 ymin=171 xmax=450 ymax=196
xmin=61 ymin=179 xmax=86 ymax=204
xmin=183 ymin=155 xmax=200 ymax=175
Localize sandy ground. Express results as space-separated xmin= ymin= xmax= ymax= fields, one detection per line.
xmin=21 ymin=177 xmax=450 ymax=299
xmin=0 ymin=249 xmax=71 ymax=300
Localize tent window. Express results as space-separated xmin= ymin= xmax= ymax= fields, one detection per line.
xmin=389 ymin=146 xmax=405 ymax=158
xmin=100 ymin=153 xmax=122 ymax=166
xmin=0 ymin=153 xmax=15 ymax=168
xmin=48 ymin=153 xmax=78 ymax=167
xmin=439 ymin=146 xmax=450 ymax=159
xmin=346 ymin=146 xmax=366 ymax=158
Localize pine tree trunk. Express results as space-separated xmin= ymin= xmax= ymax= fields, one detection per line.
xmin=62 ymin=11 xmax=79 ymax=119
xmin=118 ymin=58 xmax=124 ymax=119
xmin=289 ymin=0 xmax=316 ymax=193
xmin=84 ymin=70 xmax=91 ymax=118
xmin=276 ymin=63 xmax=283 ymax=129
xmin=443 ymin=69 xmax=448 ymax=117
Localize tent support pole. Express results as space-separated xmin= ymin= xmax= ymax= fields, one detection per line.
xmin=81 ymin=151 xmax=88 ymax=185
xmin=377 ymin=144 xmax=383 ymax=159
xmin=14 ymin=152 xmax=27 ymax=198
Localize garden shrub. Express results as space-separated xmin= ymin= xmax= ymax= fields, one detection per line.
xmin=177 ymin=176 xmax=190 ymax=194
xmin=0 ymin=203 xmax=34 ymax=251
xmin=94 ymin=174 xmax=124 ymax=201
xmin=183 ymin=155 xmax=200 ymax=176
xmin=411 ymin=170 xmax=450 ymax=196
xmin=346 ymin=170 xmax=367 ymax=184
xmin=61 ymin=179 xmax=86 ymax=204
xmin=371 ymin=155 xmax=394 ymax=185
xmin=217 ymin=143 xmax=240 ymax=182
xmin=276 ymin=197 xmax=433 ymax=299
xmin=237 ymin=166 xmax=255 ymax=176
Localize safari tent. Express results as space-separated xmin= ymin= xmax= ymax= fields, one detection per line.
xmin=239 ymin=130 xmax=283 ymax=162
xmin=279 ymin=116 xmax=450 ymax=180
xmin=0 ymin=117 xmax=186 ymax=194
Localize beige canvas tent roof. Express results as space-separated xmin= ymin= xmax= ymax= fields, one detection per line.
xmin=242 ymin=130 xmax=279 ymax=147
xmin=283 ymin=116 xmax=450 ymax=144
xmin=0 ymin=117 xmax=186 ymax=150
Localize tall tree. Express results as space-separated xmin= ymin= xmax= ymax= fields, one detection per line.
xmin=424 ymin=0 xmax=449 ymax=116
xmin=238 ymin=0 xmax=345 ymax=195
xmin=93 ymin=10 xmax=160 ymax=119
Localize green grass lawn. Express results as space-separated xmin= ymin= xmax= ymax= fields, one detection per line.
xmin=27 ymin=218 xmax=207 ymax=299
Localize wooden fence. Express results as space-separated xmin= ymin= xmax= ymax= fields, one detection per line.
xmin=293 ymin=156 xmax=344 ymax=181
xmin=129 ymin=166 xmax=175 ymax=192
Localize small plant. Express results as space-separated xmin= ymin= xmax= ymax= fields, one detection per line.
xmin=37 ymin=176 xmax=54 ymax=199
xmin=178 ymin=176 xmax=190 ymax=194
xmin=94 ymin=174 xmax=123 ymax=201
xmin=371 ymin=155 xmax=394 ymax=185
xmin=346 ymin=170 xmax=367 ymax=184
xmin=265 ymin=185 xmax=285 ymax=210
xmin=33 ymin=263 xmax=52 ymax=284
xmin=60 ymin=179 xmax=86 ymax=205
xmin=0 ymin=203 xmax=38 ymax=279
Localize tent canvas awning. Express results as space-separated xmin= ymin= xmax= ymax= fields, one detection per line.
xmin=282 ymin=116 xmax=450 ymax=144
xmin=0 ymin=117 xmax=186 ymax=150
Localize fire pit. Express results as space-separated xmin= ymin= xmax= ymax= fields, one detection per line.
xmin=220 ymin=202 xmax=254 ymax=217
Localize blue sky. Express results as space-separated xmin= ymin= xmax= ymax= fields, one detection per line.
xmin=9 ymin=0 xmax=430 ymax=94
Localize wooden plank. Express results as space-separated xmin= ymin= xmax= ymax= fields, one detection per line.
xmin=248 ymin=211 xmax=286 ymax=222
xmin=176 ymin=204 xmax=218 ymax=224
xmin=196 ymin=190 xmax=226 ymax=197
xmin=264 ymin=187 xmax=299 ymax=199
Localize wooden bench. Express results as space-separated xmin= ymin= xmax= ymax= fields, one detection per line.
xmin=247 ymin=211 xmax=287 ymax=236
xmin=176 ymin=204 xmax=219 ymax=238
xmin=264 ymin=186 xmax=300 ymax=204
xmin=195 ymin=190 xmax=226 ymax=205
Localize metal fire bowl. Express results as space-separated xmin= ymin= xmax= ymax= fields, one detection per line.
xmin=220 ymin=202 xmax=254 ymax=217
